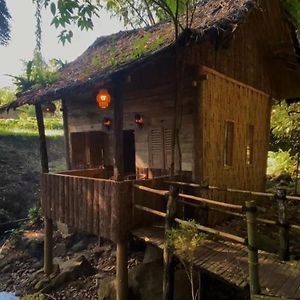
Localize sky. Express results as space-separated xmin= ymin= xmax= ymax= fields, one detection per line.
xmin=0 ymin=1 xmax=125 ymax=88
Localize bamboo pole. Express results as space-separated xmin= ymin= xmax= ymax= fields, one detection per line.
xmin=163 ymin=185 xmax=178 ymax=300
xmin=275 ymin=187 xmax=289 ymax=261
xmin=245 ymin=201 xmax=260 ymax=296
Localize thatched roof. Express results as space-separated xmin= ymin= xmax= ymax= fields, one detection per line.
xmin=1 ymin=0 xmax=259 ymax=112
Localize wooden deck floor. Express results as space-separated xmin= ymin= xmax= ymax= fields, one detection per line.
xmin=132 ymin=225 xmax=300 ymax=300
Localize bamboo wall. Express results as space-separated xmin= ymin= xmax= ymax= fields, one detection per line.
xmin=187 ymin=0 xmax=300 ymax=99
xmin=199 ymin=67 xmax=271 ymax=192
xmin=41 ymin=173 xmax=132 ymax=242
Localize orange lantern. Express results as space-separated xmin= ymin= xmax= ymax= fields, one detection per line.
xmin=96 ymin=89 xmax=111 ymax=109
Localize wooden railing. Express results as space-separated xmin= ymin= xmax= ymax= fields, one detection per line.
xmin=41 ymin=173 xmax=132 ymax=242
xmin=133 ymin=183 xmax=300 ymax=297
xmin=166 ymin=180 xmax=300 ymax=260
xmin=59 ymin=167 xmax=113 ymax=179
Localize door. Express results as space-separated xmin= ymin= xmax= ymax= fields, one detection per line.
xmin=70 ymin=131 xmax=107 ymax=169
xmin=123 ymin=130 xmax=136 ymax=176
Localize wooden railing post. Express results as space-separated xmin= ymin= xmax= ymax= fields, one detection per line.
xmin=163 ymin=185 xmax=178 ymax=300
xmin=245 ymin=200 xmax=260 ymax=296
xmin=275 ymin=185 xmax=289 ymax=261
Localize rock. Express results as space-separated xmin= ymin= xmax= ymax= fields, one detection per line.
xmin=54 ymin=242 xmax=67 ymax=257
xmin=34 ymin=255 xmax=95 ymax=293
xmin=93 ymin=245 xmax=111 ymax=258
xmin=98 ymin=260 xmax=192 ymax=300
xmin=71 ymin=239 xmax=90 ymax=252
xmin=57 ymin=222 xmax=73 ymax=238
xmin=20 ymin=231 xmax=44 ymax=259
xmin=142 ymin=245 xmax=162 ymax=263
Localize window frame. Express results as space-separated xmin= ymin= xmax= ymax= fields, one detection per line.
xmin=223 ymin=120 xmax=235 ymax=168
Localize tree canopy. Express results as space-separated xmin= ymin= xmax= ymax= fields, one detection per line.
xmin=0 ymin=0 xmax=11 ymax=45
xmin=43 ymin=0 xmax=201 ymax=44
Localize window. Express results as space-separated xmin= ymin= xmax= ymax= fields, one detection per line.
xmin=246 ymin=125 xmax=254 ymax=165
xmin=224 ymin=121 xmax=234 ymax=167
xmin=149 ymin=127 xmax=172 ymax=169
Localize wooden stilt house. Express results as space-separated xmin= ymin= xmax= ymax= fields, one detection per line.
xmin=1 ymin=0 xmax=300 ymax=296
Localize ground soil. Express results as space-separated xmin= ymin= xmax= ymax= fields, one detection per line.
xmin=0 ymin=229 xmax=144 ymax=299
xmin=0 ymin=134 xmax=65 ymax=225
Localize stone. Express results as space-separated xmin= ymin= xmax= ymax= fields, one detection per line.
xmin=142 ymin=245 xmax=162 ymax=263
xmin=70 ymin=239 xmax=90 ymax=252
xmin=93 ymin=245 xmax=111 ymax=258
xmin=34 ymin=255 xmax=95 ymax=293
xmin=98 ymin=260 xmax=192 ymax=300
xmin=56 ymin=222 xmax=73 ymax=238
xmin=54 ymin=242 xmax=67 ymax=257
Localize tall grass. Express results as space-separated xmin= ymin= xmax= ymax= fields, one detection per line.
xmin=0 ymin=116 xmax=63 ymax=136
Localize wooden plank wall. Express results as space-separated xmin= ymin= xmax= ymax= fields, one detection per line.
xmin=41 ymin=173 xmax=132 ymax=242
xmin=65 ymin=56 xmax=197 ymax=175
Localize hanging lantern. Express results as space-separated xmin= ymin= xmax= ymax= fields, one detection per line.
xmin=42 ymin=102 xmax=56 ymax=114
xmin=96 ymin=89 xmax=111 ymax=109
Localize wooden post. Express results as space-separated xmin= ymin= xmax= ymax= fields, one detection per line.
xmin=35 ymin=103 xmax=49 ymax=173
xmin=245 ymin=200 xmax=260 ymax=296
xmin=35 ymin=103 xmax=53 ymax=276
xmin=113 ymin=76 xmax=128 ymax=300
xmin=163 ymin=185 xmax=178 ymax=300
xmin=61 ymin=99 xmax=71 ymax=170
xmin=116 ymin=240 xmax=128 ymax=300
xmin=113 ymin=78 xmax=125 ymax=181
xmin=275 ymin=185 xmax=289 ymax=261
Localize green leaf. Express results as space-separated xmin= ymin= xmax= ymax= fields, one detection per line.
xmin=50 ymin=2 xmax=56 ymax=15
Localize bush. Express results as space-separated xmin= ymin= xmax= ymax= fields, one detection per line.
xmin=267 ymin=150 xmax=295 ymax=178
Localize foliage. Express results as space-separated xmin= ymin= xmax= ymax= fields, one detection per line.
xmin=27 ymin=207 xmax=43 ymax=227
xmin=283 ymin=0 xmax=300 ymax=39
xmin=0 ymin=87 xmax=15 ymax=106
xmin=168 ymin=220 xmax=206 ymax=300
xmin=267 ymin=150 xmax=295 ymax=177
xmin=44 ymin=0 xmax=203 ymax=43
xmin=9 ymin=56 xmax=63 ymax=94
xmin=0 ymin=115 xmax=63 ymax=135
xmin=271 ymin=101 xmax=300 ymax=155
xmin=0 ymin=0 xmax=11 ymax=45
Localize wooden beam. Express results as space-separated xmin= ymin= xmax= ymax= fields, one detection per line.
xmin=35 ymin=103 xmax=49 ymax=173
xmin=113 ymin=77 xmax=124 ymax=181
xmin=61 ymin=99 xmax=71 ymax=170
xmin=35 ymin=103 xmax=53 ymax=276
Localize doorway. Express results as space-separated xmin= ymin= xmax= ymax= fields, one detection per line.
xmin=123 ymin=130 xmax=136 ymax=176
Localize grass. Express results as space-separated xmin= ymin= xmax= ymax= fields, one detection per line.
xmin=0 ymin=116 xmax=63 ymax=137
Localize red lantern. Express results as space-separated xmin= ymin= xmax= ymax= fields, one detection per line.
xmin=96 ymin=89 xmax=111 ymax=109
